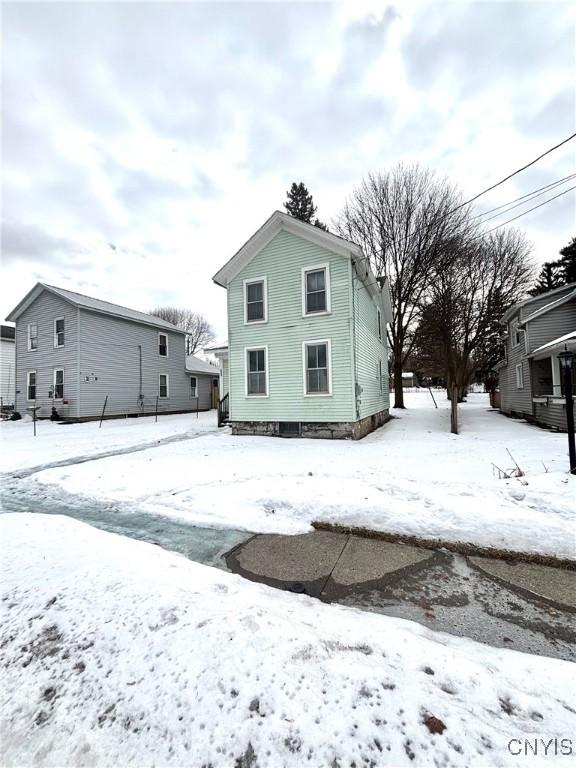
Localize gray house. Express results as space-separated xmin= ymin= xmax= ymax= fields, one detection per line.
xmin=6 ymin=283 xmax=217 ymax=421
xmin=495 ymin=283 xmax=575 ymax=431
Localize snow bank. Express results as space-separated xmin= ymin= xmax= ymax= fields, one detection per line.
xmin=1 ymin=513 xmax=574 ymax=767
xmin=27 ymin=395 xmax=576 ymax=559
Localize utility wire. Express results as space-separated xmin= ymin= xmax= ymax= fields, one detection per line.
xmin=473 ymin=172 xmax=576 ymax=219
xmin=476 ymin=176 xmax=576 ymax=224
xmin=449 ymin=131 xmax=576 ymax=213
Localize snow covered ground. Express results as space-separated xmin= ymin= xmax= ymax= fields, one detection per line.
xmin=1 ymin=513 xmax=574 ymax=768
xmin=0 ymin=410 xmax=217 ymax=474
xmin=20 ymin=393 xmax=576 ymax=560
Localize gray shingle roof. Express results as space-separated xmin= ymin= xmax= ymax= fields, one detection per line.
xmin=185 ymin=355 xmax=220 ymax=375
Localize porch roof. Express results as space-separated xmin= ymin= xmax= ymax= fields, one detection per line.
xmin=528 ymin=331 xmax=576 ymax=359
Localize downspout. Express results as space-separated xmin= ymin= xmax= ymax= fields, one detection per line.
xmin=350 ymin=258 xmax=359 ymax=421
xmin=138 ymin=345 xmax=144 ymax=410
xmin=76 ymin=307 xmax=81 ymax=419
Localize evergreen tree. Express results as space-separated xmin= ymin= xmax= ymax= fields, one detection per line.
xmin=284 ymin=182 xmax=328 ymax=230
xmin=528 ymin=261 xmax=563 ymax=296
xmin=558 ymin=236 xmax=576 ymax=284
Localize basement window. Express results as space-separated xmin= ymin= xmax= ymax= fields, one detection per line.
xmin=279 ymin=422 xmax=301 ymax=438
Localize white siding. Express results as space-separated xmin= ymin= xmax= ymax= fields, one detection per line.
xmin=0 ymin=338 xmax=16 ymax=406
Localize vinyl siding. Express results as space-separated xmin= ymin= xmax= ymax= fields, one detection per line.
xmin=534 ymin=401 xmax=575 ymax=431
xmin=353 ymin=272 xmax=389 ymax=418
xmin=499 ymin=312 xmax=532 ymax=416
xmin=14 ymin=292 xmax=79 ymax=417
xmin=1 ymin=339 xmax=16 ymax=406
xmin=78 ymin=309 xmax=194 ymax=418
xmin=188 ymin=373 xmax=215 ymax=411
xmin=228 ymin=230 xmax=354 ymax=422
xmin=526 ymin=300 xmax=576 ymax=352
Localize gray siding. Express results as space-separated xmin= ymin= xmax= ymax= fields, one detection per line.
xmin=78 ymin=309 xmax=196 ymax=418
xmin=526 ymin=301 xmax=576 ymax=352
xmin=534 ymin=401 xmax=575 ymax=431
xmin=15 ymin=292 xmax=80 ymax=417
xmin=499 ymin=312 xmax=532 ymax=416
xmin=1 ymin=338 xmax=16 ymax=406
xmin=188 ymin=372 xmax=216 ymax=411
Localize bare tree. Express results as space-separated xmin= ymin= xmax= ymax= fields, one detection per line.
xmin=335 ymin=164 xmax=473 ymax=408
xmin=149 ymin=306 xmax=215 ymax=355
xmin=413 ymin=228 xmax=534 ymax=401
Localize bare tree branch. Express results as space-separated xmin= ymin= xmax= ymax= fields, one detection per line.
xmin=149 ymin=307 xmax=216 ymax=355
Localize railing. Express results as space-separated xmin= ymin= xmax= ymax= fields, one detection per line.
xmin=217 ymin=393 xmax=229 ymax=427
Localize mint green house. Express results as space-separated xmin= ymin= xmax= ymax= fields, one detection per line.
xmin=212 ymin=211 xmax=392 ymax=439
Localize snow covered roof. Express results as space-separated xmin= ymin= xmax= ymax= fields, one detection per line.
xmin=529 ymin=331 xmax=576 ymax=358
xmin=185 ymin=355 xmax=220 ymax=375
xmin=6 ymin=283 xmax=186 ymax=334
xmin=402 ymin=372 xmax=415 ymax=378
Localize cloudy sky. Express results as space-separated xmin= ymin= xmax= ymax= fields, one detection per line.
xmin=2 ymin=0 xmax=575 ymax=341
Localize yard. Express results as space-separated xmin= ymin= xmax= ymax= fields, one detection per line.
xmin=4 ymin=392 xmax=574 ymax=561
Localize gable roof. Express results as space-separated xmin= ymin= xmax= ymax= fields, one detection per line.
xmin=185 ymin=354 xmax=220 ymax=375
xmin=519 ymin=285 xmax=576 ymax=326
xmin=5 ymin=283 xmax=186 ymax=334
xmin=501 ymin=282 xmax=575 ymax=324
xmin=212 ymin=210 xmax=375 ymax=288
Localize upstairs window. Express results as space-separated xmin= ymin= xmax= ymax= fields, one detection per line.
xmin=159 ymin=374 xmax=169 ymax=398
xmin=159 ymin=333 xmax=168 ymax=357
xmin=53 ymin=369 xmax=64 ymax=399
xmin=515 ymin=363 xmax=524 ymax=389
xmin=28 ymin=323 xmax=38 ymax=351
xmin=244 ymin=278 xmax=267 ymax=323
xmin=246 ymin=347 xmax=267 ymax=396
xmin=304 ymin=341 xmax=331 ymax=395
xmin=27 ymin=371 xmax=37 ymax=401
xmin=190 ymin=376 xmax=198 ymax=398
xmin=377 ymin=308 xmax=382 ymax=341
xmin=303 ymin=265 xmax=330 ymax=315
xmin=54 ymin=318 xmax=65 ymax=348
xmin=378 ymin=360 xmax=383 ymax=393
xmin=511 ymin=321 xmax=522 ymax=348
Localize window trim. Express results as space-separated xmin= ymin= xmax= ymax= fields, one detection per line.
xmin=244 ymin=345 xmax=269 ymax=398
xmin=190 ymin=375 xmax=198 ymax=398
xmin=377 ymin=308 xmax=382 ymax=341
xmin=27 ymin=370 xmax=37 ymax=401
xmin=27 ymin=322 xmax=38 ymax=352
xmin=378 ymin=359 xmax=384 ymax=394
xmin=301 ymin=263 xmax=331 ymax=317
xmin=243 ymin=276 xmax=268 ymax=325
xmin=515 ymin=363 xmax=524 ymax=389
xmin=511 ymin=320 xmax=522 ymax=349
xmin=159 ymin=373 xmax=170 ymax=399
xmin=54 ymin=317 xmax=65 ymax=348
xmin=158 ymin=332 xmax=169 ymax=358
xmin=53 ymin=368 xmax=64 ymax=400
xmin=302 ymin=338 xmax=332 ymax=397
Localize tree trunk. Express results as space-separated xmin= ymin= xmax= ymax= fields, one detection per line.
xmin=393 ymin=355 xmax=405 ymax=408
xmin=450 ymin=383 xmax=459 ymax=434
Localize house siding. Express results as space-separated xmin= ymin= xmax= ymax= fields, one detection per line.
xmin=188 ymin=372 xmax=217 ymax=411
xmin=78 ymin=309 xmax=195 ymax=418
xmin=499 ymin=312 xmax=532 ymax=416
xmin=526 ymin=302 xmax=576 ymax=352
xmin=14 ymin=292 xmax=80 ymax=417
xmin=533 ymin=402 xmax=574 ymax=431
xmin=220 ymin=357 xmax=230 ymax=397
xmin=228 ymin=230 xmax=355 ymax=423
xmin=353 ymin=269 xmax=389 ymax=419
xmin=1 ymin=337 xmax=16 ymax=406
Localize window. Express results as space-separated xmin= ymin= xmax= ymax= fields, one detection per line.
xmin=302 ymin=264 xmax=330 ymax=315
xmin=28 ymin=323 xmax=38 ymax=351
xmin=304 ymin=340 xmax=331 ymax=395
xmin=377 ymin=308 xmax=382 ymax=341
xmin=27 ymin=371 xmax=37 ymax=401
xmin=378 ymin=360 xmax=384 ymax=394
xmin=190 ymin=376 xmax=198 ymax=398
xmin=511 ymin=321 xmax=522 ymax=348
xmin=515 ymin=363 xmax=524 ymax=389
xmin=246 ymin=347 xmax=268 ymax=396
xmin=159 ymin=374 xmax=169 ymax=398
xmin=54 ymin=317 xmax=65 ymax=347
xmin=53 ymin=369 xmax=64 ymax=399
xmin=244 ymin=277 xmax=267 ymax=323
xmin=158 ymin=333 xmax=168 ymax=357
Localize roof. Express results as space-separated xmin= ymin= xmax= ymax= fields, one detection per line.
xmin=529 ymin=331 xmax=576 ymax=359
xmin=5 ymin=283 xmax=186 ymax=334
xmin=519 ymin=286 xmax=576 ymax=326
xmin=211 ymin=211 xmax=388 ymax=308
xmin=501 ymin=282 xmax=575 ymax=324
xmin=185 ymin=355 xmax=220 ymax=375
xmin=1 ymin=324 xmax=15 ymax=341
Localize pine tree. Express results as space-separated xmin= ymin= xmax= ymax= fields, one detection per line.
xmin=528 ymin=261 xmax=563 ymax=296
xmin=558 ymin=236 xmax=576 ymax=284
xmin=284 ymin=182 xmax=317 ymax=223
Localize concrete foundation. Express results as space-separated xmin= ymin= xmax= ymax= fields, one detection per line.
xmin=230 ymin=409 xmax=390 ymax=440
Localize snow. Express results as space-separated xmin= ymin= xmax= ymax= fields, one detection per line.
xmin=21 ymin=393 xmax=576 ymax=560
xmin=0 ymin=410 xmax=218 ymax=474
xmin=1 ymin=513 xmax=574 ymax=768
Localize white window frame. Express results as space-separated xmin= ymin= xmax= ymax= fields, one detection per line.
xmin=378 ymin=360 xmax=384 ymax=394
xmin=190 ymin=376 xmax=198 ymax=398
xmin=27 ymin=370 xmax=37 ymax=401
xmin=302 ymin=338 xmax=332 ymax=397
xmin=27 ymin=322 xmax=38 ymax=352
xmin=53 ymin=368 xmax=64 ymax=400
xmin=158 ymin=332 xmax=169 ymax=357
xmin=377 ymin=308 xmax=382 ymax=341
xmin=54 ymin=317 xmax=65 ymax=348
xmin=301 ymin=263 xmax=331 ymax=317
xmin=511 ymin=320 xmax=521 ymax=349
xmin=515 ymin=363 xmax=524 ymax=389
xmin=243 ymin=276 xmax=268 ymax=325
xmin=244 ymin=345 xmax=269 ymax=398
xmin=159 ymin=373 xmax=170 ymax=399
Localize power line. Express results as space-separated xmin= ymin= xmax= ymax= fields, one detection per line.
xmin=473 ymin=173 xmax=576 ymax=219
xmin=450 ymin=131 xmax=576 ymax=213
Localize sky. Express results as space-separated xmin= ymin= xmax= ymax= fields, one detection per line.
xmin=2 ymin=0 xmax=575 ymax=342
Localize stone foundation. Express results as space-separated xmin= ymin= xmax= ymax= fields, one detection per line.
xmin=230 ymin=410 xmax=390 ymax=440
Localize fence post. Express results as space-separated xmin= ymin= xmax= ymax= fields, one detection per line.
xmin=428 ymin=387 xmax=438 ymax=408
xmin=450 ymin=384 xmax=458 ymax=434
xmin=155 ymin=395 xmax=159 ymax=423
xmin=99 ymin=395 xmax=108 ymax=429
